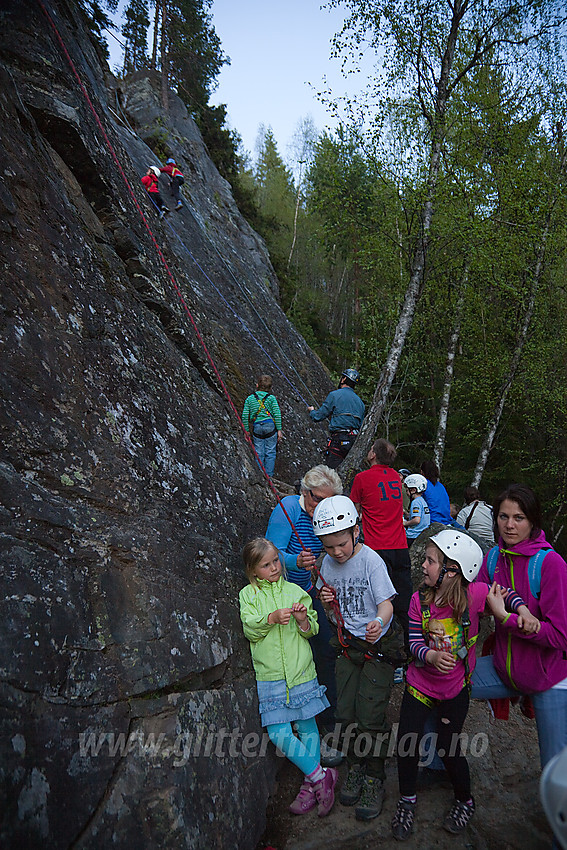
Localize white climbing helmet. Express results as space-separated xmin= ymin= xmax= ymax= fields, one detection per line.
xmin=429 ymin=529 xmax=484 ymax=582
xmin=404 ymin=473 xmax=427 ymax=493
xmin=312 ymin=495 xmax=358 ymax=536
xmin=149 ymin=166 xmax=161 ymax=177
xmin=540 ymin=743 xmax=567 ymax=850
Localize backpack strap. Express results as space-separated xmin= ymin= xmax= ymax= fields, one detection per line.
xmin=527 ymin=548 xmax=552 ymax=599
xmin=249 ymin=392 xmax=274 ymax=429
xmin=486 ymin=545 xmax=500 ymax=581
xmin=464 ymin=500 xmax=479 ymax=529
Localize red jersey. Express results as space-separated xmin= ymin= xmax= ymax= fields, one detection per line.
xmin=141 ymin=174 xmax=159 ymax=193
xmin=160 ymin=164 xmax=184 ymax=178
xmin=350 ymin=464 xmax=407 ymax=550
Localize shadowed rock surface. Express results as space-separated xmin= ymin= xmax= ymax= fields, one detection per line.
xmin=0 ymin=1 xmax=333 ymax=847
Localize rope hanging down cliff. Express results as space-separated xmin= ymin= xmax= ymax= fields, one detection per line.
xmin=36 ymin=0 xmax=349 ymax=638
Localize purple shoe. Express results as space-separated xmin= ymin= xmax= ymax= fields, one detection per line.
xmin=289 ymin=780 xmax=317 ymax=815
xmin=314 ymin=767 xmax=338 ymax=817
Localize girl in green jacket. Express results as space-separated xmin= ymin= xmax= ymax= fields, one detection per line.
xmin=239 ymin=537 xmax=338 ymax=817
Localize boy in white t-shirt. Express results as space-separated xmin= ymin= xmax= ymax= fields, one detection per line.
xmin=403 ymin=474 xmax=431 ymax=547
xmin=312 ymin=496 xmax=398 ymax=823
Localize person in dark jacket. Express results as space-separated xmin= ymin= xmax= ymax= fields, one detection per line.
xmin=308 ymin=369 xmax=365 ymax=469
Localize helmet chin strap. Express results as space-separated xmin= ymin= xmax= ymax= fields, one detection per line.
xmin=435 ymin=556 xmax=449 ymax=588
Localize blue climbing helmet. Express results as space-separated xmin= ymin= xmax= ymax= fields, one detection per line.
xmin=341 ymin=368 xmax=359 ymax=385
xmin=166 ymin=158 xmax=176 ymax=165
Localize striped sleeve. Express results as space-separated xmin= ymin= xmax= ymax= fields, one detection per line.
xmin=408 ymin=616 xmax=429 ymax=663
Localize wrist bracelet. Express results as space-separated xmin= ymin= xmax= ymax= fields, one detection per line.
xmin=375 ymin=616 xmax=384 ymax=627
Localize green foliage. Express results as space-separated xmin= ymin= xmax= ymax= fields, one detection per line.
xmin=122 ymin=0 xmax=150 ymax=72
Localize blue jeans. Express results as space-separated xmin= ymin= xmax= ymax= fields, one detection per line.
xmin=471 ymin=656 xmax=567 ymax=769
xmin=252 ymin=420 xmax=278 ymax=476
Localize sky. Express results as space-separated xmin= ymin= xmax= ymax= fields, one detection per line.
xmin=208 ymin=0 xmax=372 ymax=162
xmin=105 ymin=1 xmax=375 ymax=167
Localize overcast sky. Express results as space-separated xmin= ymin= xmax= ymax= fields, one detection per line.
xmin=105 ymin=1 xmax=374 ymax=165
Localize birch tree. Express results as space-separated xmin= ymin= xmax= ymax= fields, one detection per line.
xmin=328 ymin=0 xmax=566 ymax=481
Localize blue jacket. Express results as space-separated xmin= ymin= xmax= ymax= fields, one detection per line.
xmin=266 ymin=495 xmax=322 ymax=592
xmin=310 ymin=386 xmax=365 ymax=432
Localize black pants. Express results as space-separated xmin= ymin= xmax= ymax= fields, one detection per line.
xmin=324 ymin=431 xmax=356 ymax=469
xmin=309 ymin=591 xmax=337 ymax=730
xmin=169 ymin=175 xmax=184 ymax=203
xmin=374 ymin=548 xmax=412 ymax=650
xmin=397 ymin=686 xmax=471 ymax=800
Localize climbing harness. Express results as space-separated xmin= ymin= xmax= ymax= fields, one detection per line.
xmin=417 ymin=586 xmax=477 ymax=687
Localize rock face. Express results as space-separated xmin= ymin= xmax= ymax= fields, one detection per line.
xmin=0 ymin=2 xmax=333 ymax=847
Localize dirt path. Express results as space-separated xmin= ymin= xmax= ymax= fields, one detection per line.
xmin=257 ymin=682 xmax=553 ymax=850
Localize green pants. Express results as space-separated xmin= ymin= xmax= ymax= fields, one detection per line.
xmin=334 ymin=645 xmax=394 ymax=780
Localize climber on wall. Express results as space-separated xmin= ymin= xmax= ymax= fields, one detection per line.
xmin=159 ymin=158 xmax=184 ymax=209
xmin=308 ymin=369 xmax=365 ymax=469
xmin=141 ymin=166 xmax=168 ymax=219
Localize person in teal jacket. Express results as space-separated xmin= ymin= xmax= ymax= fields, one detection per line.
xmin=240 ymin=537 xmax=338 ymax=817
xmin=242 ymin=375 xmax=282 ymax=477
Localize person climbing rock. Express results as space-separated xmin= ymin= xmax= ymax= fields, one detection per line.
xmin=308 ymin=369 xmax=365 ymax=469
xmin=159 ymin=158 xmax=184 ymax=209
xmin=141 ymin=166 xmax=168 ymax=219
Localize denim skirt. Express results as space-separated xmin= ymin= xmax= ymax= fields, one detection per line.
xmin=257 ymin=677 xmax=329 ymax=726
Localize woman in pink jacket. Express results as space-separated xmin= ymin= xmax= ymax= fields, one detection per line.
xmin=473 ymin=484 xmax=567 ymax=775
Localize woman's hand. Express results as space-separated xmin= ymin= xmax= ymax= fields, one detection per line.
xmin=426 ymin=649 xmax=456 ymax=673
xmin=517 ymin=605 xmax=541 ymax=634
xmin=485 ymin=582 xmax=508 ymax=621
xmin=268 ymin=608 xmax=292 ymax=625
xmin=297 ymin=549 xmax=316 ymax=571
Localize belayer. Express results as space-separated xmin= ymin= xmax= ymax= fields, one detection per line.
xmin=160 ymin=158 xmax=184 ymax=209
xmin=308 ymin=369 xmax=365 ymax=469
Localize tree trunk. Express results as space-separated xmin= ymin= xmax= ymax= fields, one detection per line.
xmin=150 ymin=0 xmax=159 ymax=71
xmin=340 ymin=4 xmax=464 ymax=484
xmin=160 ymin=0 xmax=168 ymax=112
xmin=434 ymin=263 xmax=469 ymax=470
xmin=471 ymin=246 xmax=544 ymax=487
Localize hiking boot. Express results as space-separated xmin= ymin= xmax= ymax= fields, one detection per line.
xmin=339 ymin=763 xmax=365 ymax=806
xmin=289 ymin=780 xmax=317 ymax=815
xmin=393 ymin=666 xmax=404 ymax=684
xmin=355 ymin=776 xmax=385 ymax=821
xmin=443 ymin=797 xmax=475 ymax=833
xmin=392 ymin=798 xmax=415 ymax=841
xmin=320 ymin=738 xmax=345 ymax=767
xmin=313 ymin=767 xmax=338 ymax=817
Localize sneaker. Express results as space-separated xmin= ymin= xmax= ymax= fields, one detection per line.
xmin=443 ymin=797 xmax=475 ymax=833
xmin=320 ymin=738 xmax=345 ymax=767
xmin=289 ymin=780 xmax=317 ymax=815
xmin=339 ymin=764 xmax=365 ymax=806
xmin=313 ymin=767 xmax=338 ymax=817
xmin=355 ymin=776 xmax=385 ymax=821
xmin=393 ymin=666 xmax=404 ymax=684
xmin=175 ymin=201 xmax=183 ymax=209
xmin=392 ymin=798 xmax=415 ymax=841
xmin=158 ymin=210 xmax=165 ymax=219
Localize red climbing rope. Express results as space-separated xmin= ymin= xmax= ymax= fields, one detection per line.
xmin=36 ymin=0 xmax=346 ymax=638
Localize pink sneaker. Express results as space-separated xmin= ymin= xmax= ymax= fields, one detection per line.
xmin=313 ymin=767 xmax=338 ymax=817
xmin=289 ymin=780 xmax=317 ymax=815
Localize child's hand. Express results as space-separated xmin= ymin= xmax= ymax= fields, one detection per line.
xmin=517 ymin=606 xmax=541 ymax=633
xmin=485 ymin=582 xmax=508 ymax=621
xmin=427 ymin=649 xmax=456 ymax=673
xmin=365 ymin=619 xmax=383 ymax=643
xmin=320 ymin=586 xmax=336 ymax=605
xmin=268 ymin=608 xmax=292 ymax=625
xmin=297 ymin=549 xmax=316 ymax=571
xmin=291 ymin=602 xmax=309 ymax=630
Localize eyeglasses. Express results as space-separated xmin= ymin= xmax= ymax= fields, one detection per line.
xmin=309 ymin=490 xmax=325 ymax=504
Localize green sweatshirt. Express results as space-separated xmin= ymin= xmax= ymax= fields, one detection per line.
xmin=242 ymin=391 xmax=282 ymax=432
xmin=239 ymin=576 xmax=318 ymax=687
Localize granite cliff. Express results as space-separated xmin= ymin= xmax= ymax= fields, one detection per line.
xmin=0 ymin=1 xmax=333 ymax=847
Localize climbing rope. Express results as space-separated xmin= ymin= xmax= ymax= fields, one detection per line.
xmin=36 ymin=0 xmax=346 ymax=637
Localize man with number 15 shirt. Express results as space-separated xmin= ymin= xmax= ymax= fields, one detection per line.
xmin=350 ymin=439 xmax=412 ymax=648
